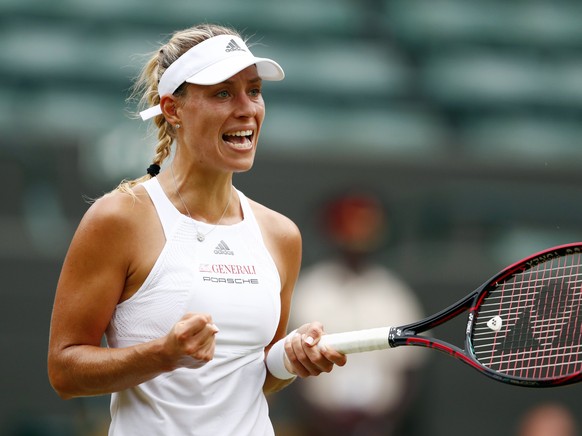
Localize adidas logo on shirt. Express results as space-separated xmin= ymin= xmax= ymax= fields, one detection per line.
xmin=214 ymin=240 xmax=234 ymax=255
xmin=225 ymin=39 xmax=245 ymax=53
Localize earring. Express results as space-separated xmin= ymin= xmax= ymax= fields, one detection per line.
xmin=175 ymin=123 xmax=181 ymax=129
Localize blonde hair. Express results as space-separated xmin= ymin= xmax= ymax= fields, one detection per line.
xmin=115 ymin=23 xmax=242 ymax=194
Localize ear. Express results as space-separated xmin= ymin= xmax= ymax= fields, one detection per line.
xmin=160 ymin=95 xmax=180 ymax=125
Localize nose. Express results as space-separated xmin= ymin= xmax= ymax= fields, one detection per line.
xmin=234 ymin=93 xmax=259 ymax=118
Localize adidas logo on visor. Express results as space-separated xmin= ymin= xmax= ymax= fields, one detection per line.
xmin=215 ymin=240 xmax=234 ymax=255
xmin=225 ymin=39 xmax=245 ymax=53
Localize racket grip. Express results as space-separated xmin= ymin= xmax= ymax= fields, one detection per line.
xmin=318 ymin=327 xmax=392 ymax=354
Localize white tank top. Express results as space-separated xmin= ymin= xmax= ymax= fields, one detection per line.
xmin=105 ymin=178 xmax=281 ymax=436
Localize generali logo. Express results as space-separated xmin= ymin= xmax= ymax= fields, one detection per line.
xmin=199 ymin=264 xmax=257 ymax=275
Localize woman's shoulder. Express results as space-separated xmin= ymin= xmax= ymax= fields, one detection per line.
xmin=80 ymin=184 xmax=152 ymax=236
xmin=245 ymin=195 xmax=302 ymax=287
xmin=246 ymin=196 xmax=301 ymax=242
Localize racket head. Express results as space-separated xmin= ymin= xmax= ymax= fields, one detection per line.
xmin=467 ymin=242 xmax=582 ymax=387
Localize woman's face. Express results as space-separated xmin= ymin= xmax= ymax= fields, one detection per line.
xmin=176 ymin=65 xmax=266 ymax=174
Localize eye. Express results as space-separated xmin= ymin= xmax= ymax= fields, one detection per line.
xmin=249 ymin=88 xmax=262 ymax=98
xmin=216 ymin=90 xmax=230 ymax=98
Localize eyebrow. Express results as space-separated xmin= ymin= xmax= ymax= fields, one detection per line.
xmin=220 ymin=76 xmax=263 ymax=85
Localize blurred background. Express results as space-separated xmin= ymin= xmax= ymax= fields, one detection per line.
xmin=1 ymin=0 xmax=582 ymax=434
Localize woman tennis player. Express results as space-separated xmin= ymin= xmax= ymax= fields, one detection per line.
xmin=48 ymin=23 xmax=346 ymax=435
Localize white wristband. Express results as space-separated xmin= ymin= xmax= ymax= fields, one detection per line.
xmin=266 ymin=330 xmax=297 ymax=380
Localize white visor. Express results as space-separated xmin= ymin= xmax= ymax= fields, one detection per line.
xmin=140 ymin=35 xmax=285 ymax=120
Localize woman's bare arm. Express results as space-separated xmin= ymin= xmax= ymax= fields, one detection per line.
xmin=48 ymin=191 xmax=218 ymax=399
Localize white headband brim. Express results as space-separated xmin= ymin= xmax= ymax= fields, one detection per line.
xmin=140 ymin=35 xmax=284 ymax=120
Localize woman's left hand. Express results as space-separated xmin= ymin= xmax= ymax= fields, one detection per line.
xmin=283 ymin=322 xmax=347 ymax=378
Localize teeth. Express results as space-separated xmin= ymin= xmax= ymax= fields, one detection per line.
xmin=224 ymin=130 xmax=252 ymax=137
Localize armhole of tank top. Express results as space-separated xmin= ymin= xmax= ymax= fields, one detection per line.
xmin=236 ymin=189 xmax=282 ymax=289
xmin=142 ymin=178 xmax=182 ymax=240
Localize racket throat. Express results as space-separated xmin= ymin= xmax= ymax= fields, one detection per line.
xmin=388 ymin=326 xmax=416 ymax=347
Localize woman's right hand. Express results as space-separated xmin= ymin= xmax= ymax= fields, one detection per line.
xmin=165 ymin=312 xmax=220 ymax=369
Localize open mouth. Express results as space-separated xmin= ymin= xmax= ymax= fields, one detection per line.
xmin=222 ymin=130 xmax=254 ymax=149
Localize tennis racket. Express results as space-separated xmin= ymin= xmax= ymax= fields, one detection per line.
xmin=319 ymin=242 xmax=582 ymax=387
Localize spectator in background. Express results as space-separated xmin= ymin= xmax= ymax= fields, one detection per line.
xmin=289 ymin=189 xmax=427 ymax=436
xmin=517 ymin=403 xmax=577 ymax=436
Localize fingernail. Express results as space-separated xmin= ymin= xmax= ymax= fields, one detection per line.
xmin=304 ymin=336 xmax=314 ymax=345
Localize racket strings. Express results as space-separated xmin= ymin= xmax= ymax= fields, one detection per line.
xmin=471 ymin=251 xmax=582 ymax=381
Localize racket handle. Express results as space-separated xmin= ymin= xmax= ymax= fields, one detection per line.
xmin=318 ymin=327 xmax=392 ymax=354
